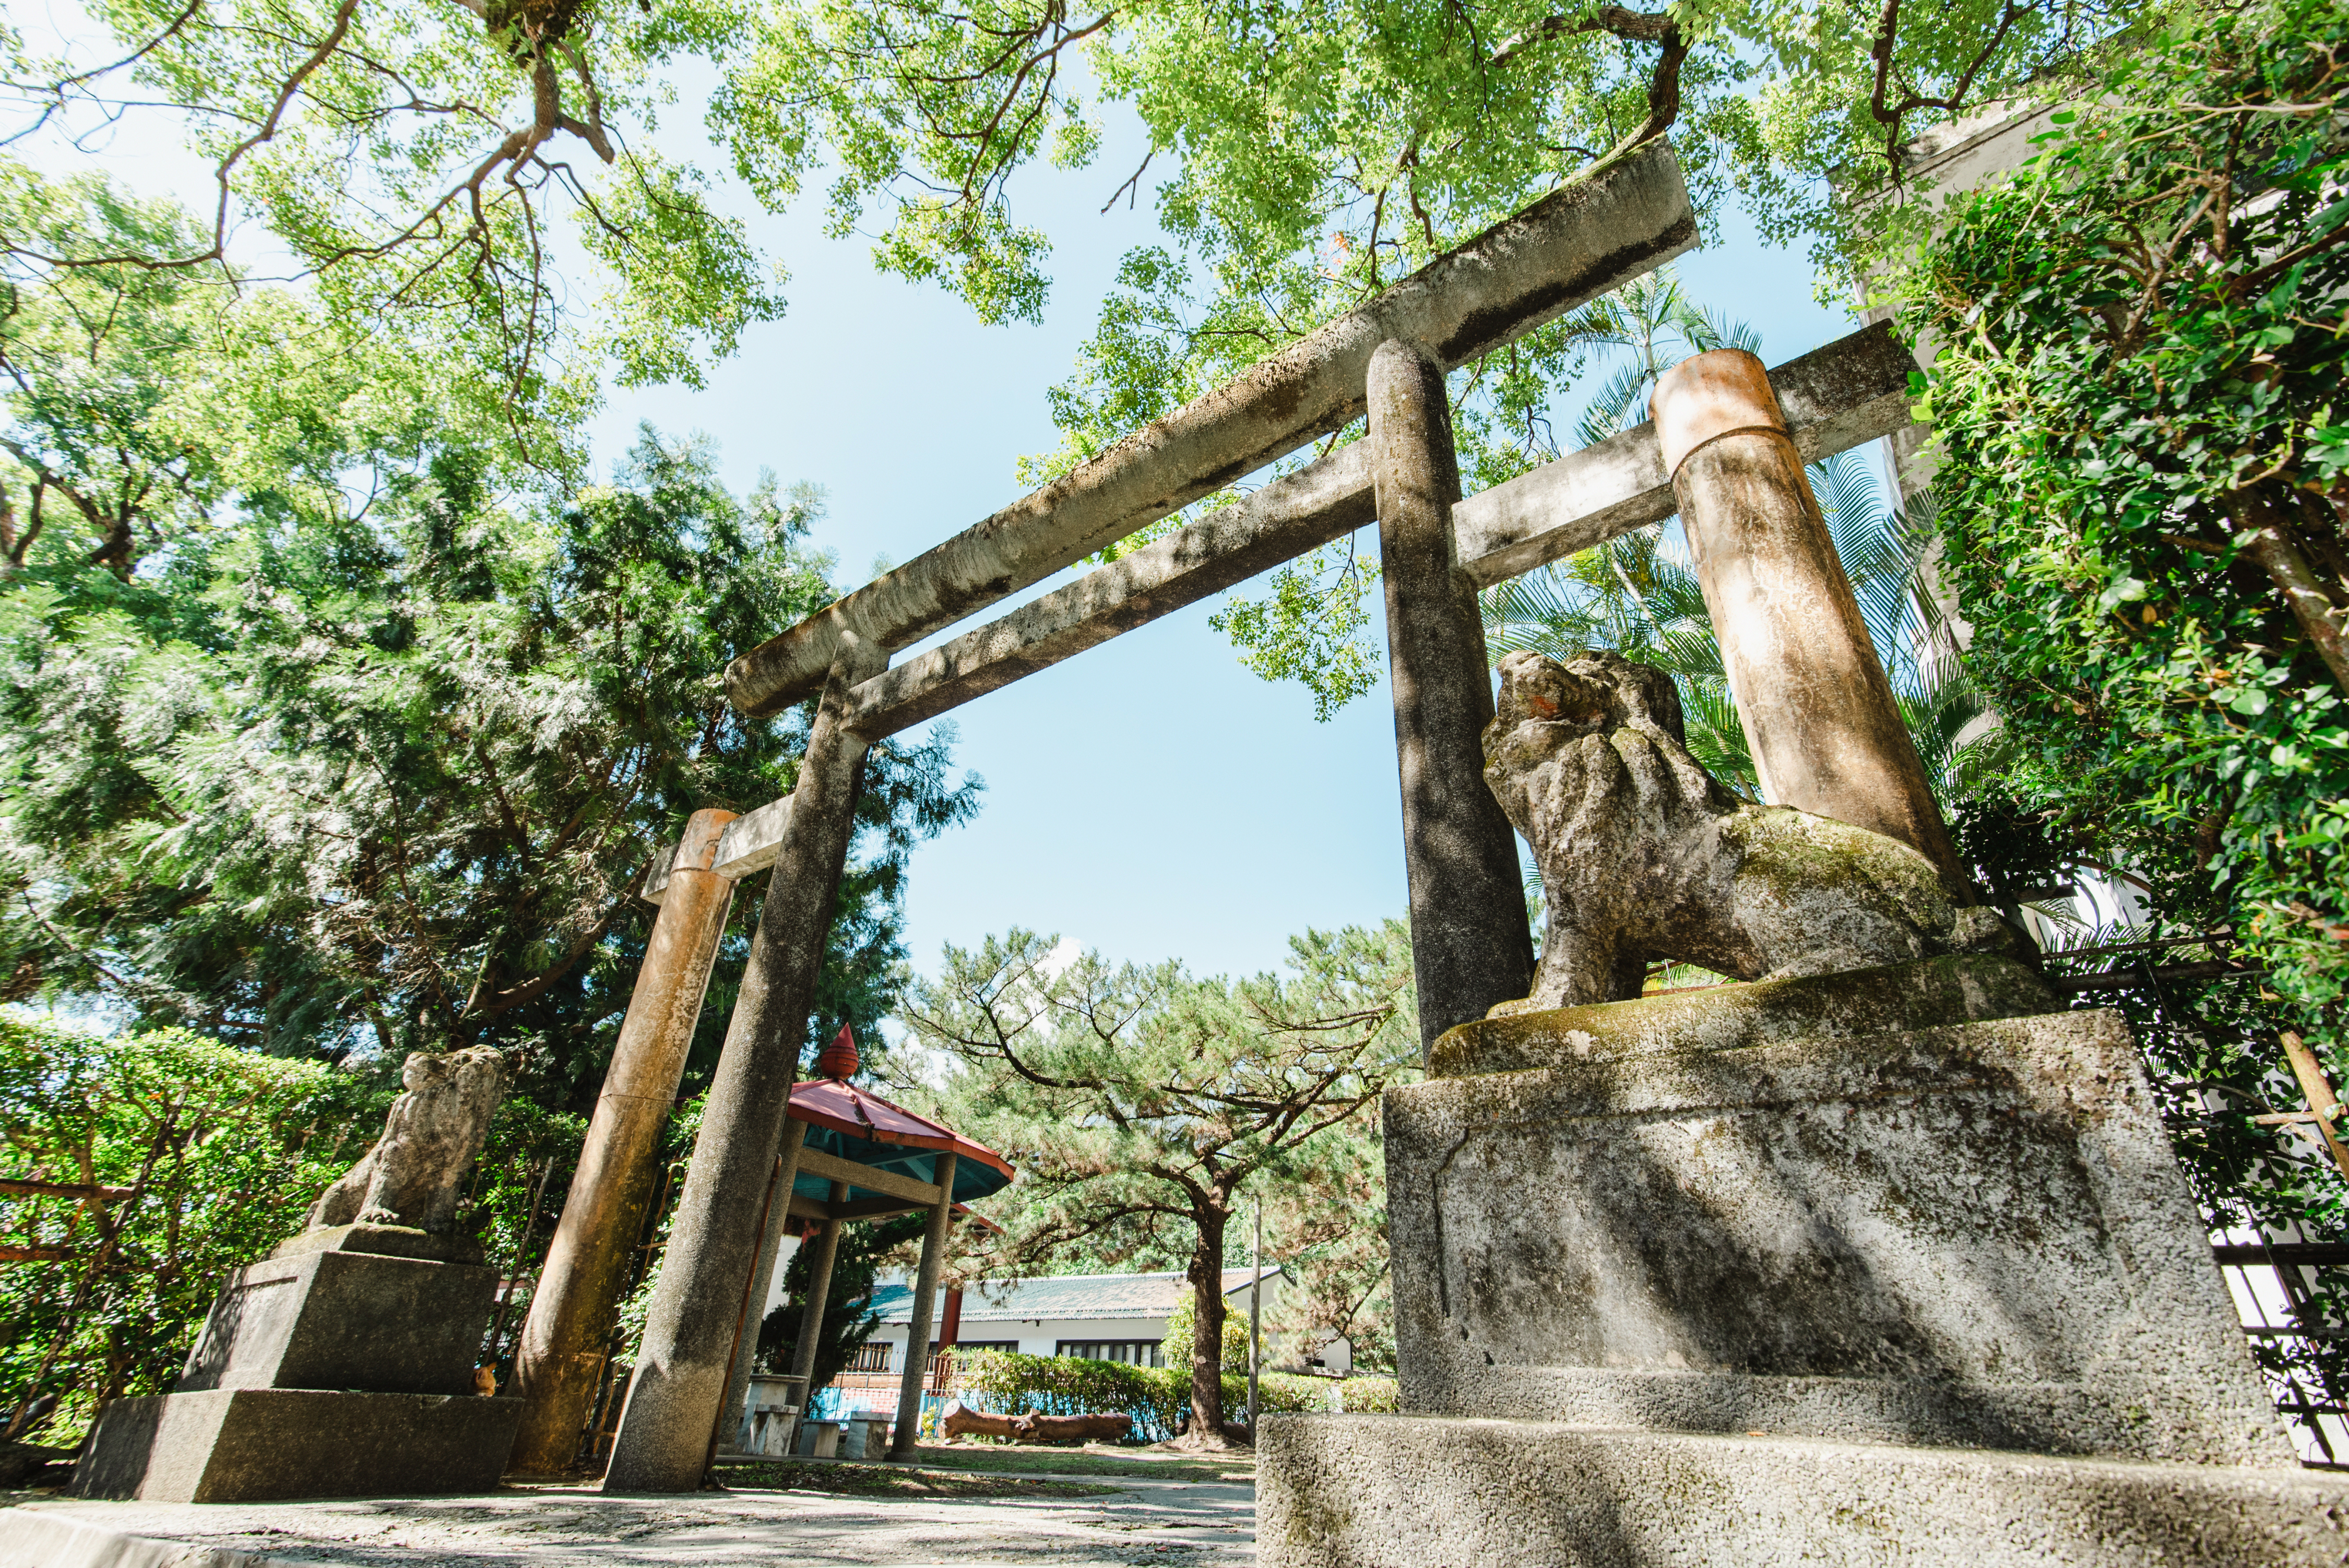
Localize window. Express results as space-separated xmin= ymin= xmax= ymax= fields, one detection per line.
xmin=1056 ymin=1340 xmax=1163 ymax=1367
xmin=846 ymin=1343 xmax=893 ymax=1372
xmin=949 ymin=1341 xmax=1021 ymax=1356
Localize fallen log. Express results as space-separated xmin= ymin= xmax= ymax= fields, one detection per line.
xmin=939 ymin=1399 xmax=1132 ymax=1445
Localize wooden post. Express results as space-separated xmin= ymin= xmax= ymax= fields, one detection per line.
xmin=603 ymin=635 xmax=884 ymax=1492
xmin=1247 ymin=1199 xmax=1262 ymax=1435
xmin=940 ymin=1286 xmax=964 ymax=1350
xmin=1370 ymin=338 xmax=1538 ymax=1053
xmin=887 ymin=1151 xmax=957 ymax=1461
xmin=508 ymin=808 xmax=738 ymax=1475
xmin=783 ymin=1182 xmax=850 ymax=1447
xmin=2282 ymin=1031 xmax=2349 ymax=1180
xmin=1652 ymin=349 xmax=1968 ymax=892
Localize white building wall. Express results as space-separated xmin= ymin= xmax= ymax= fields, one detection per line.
xmin=867 ymin=1315 xmax=1172 ymax=1370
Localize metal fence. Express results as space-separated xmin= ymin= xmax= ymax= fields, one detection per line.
xmin=2041 ymin=931 xmax=2349 ymax=1467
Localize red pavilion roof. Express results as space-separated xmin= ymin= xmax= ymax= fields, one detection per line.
xmin=786 ymin=1076 xmax=1015 ymax=1183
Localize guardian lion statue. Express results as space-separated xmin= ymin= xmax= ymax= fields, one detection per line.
xmin=1484 ymin=649 xmax=2021 ymax=1011
xmin=305 ymin=1047 xmax=509 ymax=1234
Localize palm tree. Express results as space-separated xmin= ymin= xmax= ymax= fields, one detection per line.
xmin=1550 ymin=264 xmax=1760 ymax=448
xmin=1482 ymin=449 xmax=2004 ymax=812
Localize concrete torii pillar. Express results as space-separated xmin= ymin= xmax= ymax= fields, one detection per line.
xmin=508 ymin=807 xmax=739 ymax=1475
xmin=888 ymin=1151 xmax=958 ymax=1461
xmin=603 ymin=635 xmax=886 ymax=1491
xmin=713 ymin=1124 xmax=810 ymax=1455
xmin=1650 ymin=350 xmax=1969 ymax=892
xmin=1370 ymin=338 xmax=1539 ymax=1053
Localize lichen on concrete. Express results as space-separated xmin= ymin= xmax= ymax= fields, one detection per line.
xmin=1431 ymin=952 xmax=2056 ymax=1078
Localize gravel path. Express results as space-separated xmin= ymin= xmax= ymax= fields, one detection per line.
xmin=4 ymin=1471 xmax=1256 ymax=1567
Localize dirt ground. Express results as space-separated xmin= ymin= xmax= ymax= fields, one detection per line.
xmin=0 ymin=1447 xmax=1258 ymax=1566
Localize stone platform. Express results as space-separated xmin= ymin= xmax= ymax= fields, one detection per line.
xmin=4 ymin=1457 xmax=1260 ymax=1566
xmin=177 ymin=1227 xmax=494 ymax=1398
xmin=68 ymin=1388 xmax=521 ymax=1504
xmin=78 ymin=1225 xmax=518 ymax=1503
xmin=1261 ymin=957 xmax=2345 ymax=1564
xmin=1259 ymin=1415 xmax=2349 ymax=1567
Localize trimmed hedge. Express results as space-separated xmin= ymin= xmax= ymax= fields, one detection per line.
xmin=1337 ymin=1376 xmax=1398 ymax=1413
xmin=954 ymin=1349 xmax=1327 ymax=1443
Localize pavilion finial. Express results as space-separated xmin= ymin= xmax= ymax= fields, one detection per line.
xmin=815 ymin=1023 xmax=859 ymax=1080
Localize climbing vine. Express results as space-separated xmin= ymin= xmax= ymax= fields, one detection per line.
xmin=1900 ymin=0 xmax=2349 ymax=1055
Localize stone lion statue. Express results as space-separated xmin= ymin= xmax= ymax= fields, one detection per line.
xmin=306 ymin=1047 xmax=509 ymax=1234
xmin=1484 ymin=648 xmax=2022 ymax=1011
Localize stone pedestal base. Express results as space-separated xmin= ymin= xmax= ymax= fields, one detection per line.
xmin=73 ymin=1388 xmax=522 ymax=1503
xmin=178 ymin=1233 xmax=495 ymax=1397
xmin=77 ymin=1221 xmax=514 ymax=1503
xmin=1388 ymin=962 xmax=2291 ymax=1469
xmin=1259 ymin=1414 xmax=2349 ymax=1567
xmin=1295 ymin=957 xmax=2332 ymax=1564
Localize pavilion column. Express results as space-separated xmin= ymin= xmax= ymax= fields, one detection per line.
xmin=1369 ymin=338 xmax=1538 ymax=1054
xmin=604 ymin=634 xmax=885 ymax=1492
xmin=787 ymin=1183 xmax=851 ymax=1393
xmin=887 ymin=1151 xmax=957 ymax=1461
xmin=1651 ymin=350 xmax=1969 ymax=893
xmin=508 ymin=807 xmax=739 ymax=1476
xmin=714 ymin=1122 xmax=810 ymax=1456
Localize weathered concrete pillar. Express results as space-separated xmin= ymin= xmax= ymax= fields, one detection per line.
xmin=508 ymin=807 xmax=739 ymax=1476
xmin=782 ymin=1182 xmax=850 ymax=1445
xmin=603 ymin=635 xmax=885 ymax=1492
xmin=714 ymin=1122 xmax=809 ymax=1454
xmin=887 ymin=1151 xmax=957 ymax=1461
xmin=1652 ymin=350 xmax=1968 ymax=892
xmin=1370 ymin=338 xmax=1538 ymax=1052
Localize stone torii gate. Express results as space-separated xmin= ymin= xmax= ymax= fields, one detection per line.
xmin=513 ymin=137 xmax=1950 ymax=1492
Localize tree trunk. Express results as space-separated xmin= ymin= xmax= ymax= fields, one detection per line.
xmin=2231 ymin=487 xmax=2349 ymax=693
xmin=1186 ymin=1203 xmax=1229 ymax=1445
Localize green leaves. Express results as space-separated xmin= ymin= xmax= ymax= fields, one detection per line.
xmin=0 ymin=417 xmax=980 ymax=1102
xmin=1895 ymin=0 xmax=2349 ymax=1050
xmin=0 ymin=1010 xmax=388 ymax=1440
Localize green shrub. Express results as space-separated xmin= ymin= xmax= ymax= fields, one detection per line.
xmin=1252 ymin=1371 xmax=1329 ymax=1418
xmin=1899 ymin=0 xmax=2349 ymax=1048
xmin=1159 ymin=1292 xmax=1249 ymax=1371
xmin=954 ymin=1349 xmax=1324 ymax=1442
xmin=1337 ymin=1375 xmax=1398 ymax=1413
xmin=0 ymin=1011 xmax=385 ymax=1441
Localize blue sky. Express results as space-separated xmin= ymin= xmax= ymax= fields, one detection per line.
xmin=588 ymin=132 xmax=1861 ymax=987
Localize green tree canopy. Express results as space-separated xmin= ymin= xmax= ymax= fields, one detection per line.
xmin=0 ymin=415 xmax=981 ymax=1109
xmin=5 ymin=0 xmax=2149 ymax=464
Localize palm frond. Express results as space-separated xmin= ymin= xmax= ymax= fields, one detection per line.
xmin=1690 ymin=306 xmax=1764 ymax=355
xmin=1574 ymin=358 xmax=1662 ymax=446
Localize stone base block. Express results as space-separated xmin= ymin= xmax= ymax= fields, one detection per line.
xmin=1259 ymin=1414 xmax=2349 ymax=1567
xmin=1390 ymin=1002 xmax=2291 ymax=1467
xmin=74 ymin=1389 xmax=521 ymax=1503
xmin=176 ymin=1245 xmax=495 ymax=1397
